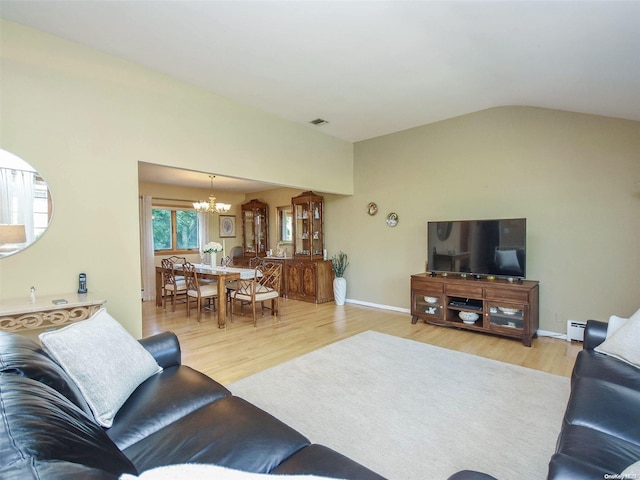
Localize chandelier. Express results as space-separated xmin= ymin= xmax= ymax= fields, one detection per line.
xmin=193 ymin=175 xmax=231 ymax=214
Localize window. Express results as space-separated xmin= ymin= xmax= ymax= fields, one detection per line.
xmin=33 ymin=176 xmax=51 ymax=239
xmin=152 ymin=206 xmax=199 ymax=253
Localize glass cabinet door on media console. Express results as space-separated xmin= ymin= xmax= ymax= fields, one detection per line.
xmin=241 ymin=199 xmax=269 ymax=258
xmin=292 ymin=191 xmax=324 ymax=261
xmin=412 ymin=286 xmax=444 ymax=322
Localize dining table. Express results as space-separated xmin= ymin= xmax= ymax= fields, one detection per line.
xmin=155 ymin=264 xmax=257 ymax=328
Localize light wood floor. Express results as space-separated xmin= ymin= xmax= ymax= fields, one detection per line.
xmin=142 ymin=297 xmax=582 ymax=385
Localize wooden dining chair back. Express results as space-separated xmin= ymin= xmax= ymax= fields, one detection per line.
xmin=161 ymin=258 xmax=186 ymax=312
xmin=248 ymin=256 xmax=263 ymax=268
xmin=230 ymin=261 xmax=282 ymax=326
xmin=183 ymin=262 xmax=218 ymax=323
xmin=258 ymin=261 xmax=282 ymax=293
xmin=166 ymin=255 xmax=186 ymax=265
xmin=165 ymin=255 xmax=186 ymax=281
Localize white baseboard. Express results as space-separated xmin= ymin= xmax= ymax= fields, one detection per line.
xmin=536 ymin=329 xmax=566 ymax=340
xmin=344 ymin=300 xmax=568 ymax=340
xmin=345 ymin=298 xmax=411 ymax=314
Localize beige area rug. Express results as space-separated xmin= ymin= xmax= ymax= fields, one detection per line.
xmin=229 ymin=331 xmax=570 ymax=480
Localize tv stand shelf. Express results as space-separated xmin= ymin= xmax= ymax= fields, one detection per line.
xmin=410 ymin=273 xmax=539 ymax=346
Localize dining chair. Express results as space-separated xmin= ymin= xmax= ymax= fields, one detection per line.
xmin=248 ymin=256 xmax=263 ymax=268
xmin=220 ymin=255 xmax=240 ymax=313
xmin=165 ymin=255 xmax=186 ymax=280
xmin=161 ymin=258 xmax=187 ymax=312
xmin=234 ymin=255 xmax=263 ymax=314
xmin=230 ymin=261 xmax=282 ymax=326
xmin=166 ymin=255 xmax=186 ymax=264
xmin=183 ymin=262 xmax=219 ymax=323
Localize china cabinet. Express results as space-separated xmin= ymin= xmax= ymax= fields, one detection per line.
xmin=241 ymin=199 xmax=269 ymax=258
xmin=410 ymin=273 xmax=539 ymax=346
xmin=292 ymin=191 xmax=324 ymax=261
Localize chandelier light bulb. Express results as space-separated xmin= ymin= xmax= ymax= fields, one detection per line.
xmin=193 ymin=175 xmax=232 ymax=214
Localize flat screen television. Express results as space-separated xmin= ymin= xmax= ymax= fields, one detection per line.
xmin=427 ymin=218 xmax=527 ymax=278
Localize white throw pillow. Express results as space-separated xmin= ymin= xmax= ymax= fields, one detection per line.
xmin=607 ymin=315 xmax=629 ymax=338
xmin=120 ymin=464 xmax=345 ymax=480
xmin=39 ymin=308 xmax=162 ymax=427
xmin=620 ymin=460 xmax=640 ymax=476
xmin=606 ymin=308 xmax=640 ymax=338
xmin=595 ymin=310 xmax=640 ymax=369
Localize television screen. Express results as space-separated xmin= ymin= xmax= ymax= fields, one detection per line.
xmin=427 ymin=218 xmax=526 ymax=278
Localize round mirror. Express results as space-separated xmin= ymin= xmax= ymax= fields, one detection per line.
xmin=0 ymin=148 xmax=53 ymax=258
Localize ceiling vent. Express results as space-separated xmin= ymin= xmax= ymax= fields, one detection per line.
xmin=309 ymin=118 xmax=329 ymax=126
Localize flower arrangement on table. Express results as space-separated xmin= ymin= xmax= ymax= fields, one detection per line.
xmin=203 ymin=242 xmax=223 ymax=254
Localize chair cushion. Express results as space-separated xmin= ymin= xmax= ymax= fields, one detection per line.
xmin=232 ymin=287 xmax=278 ymax=302
xmin=164 ymin=280 xmax=186 ymax=292
xmin=39 ymin=308 xmax=162 ymax=427
xmin=188 ymin=284 xmax=218 ymax=297
xmin=255 ymin=290 xmax=279 ymax=302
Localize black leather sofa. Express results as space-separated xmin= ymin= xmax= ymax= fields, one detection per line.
xmin=547 ymin=319 xmax=640 ymax=479
xmin=0 ymin=330 xmax=385 ymax=480
xmin=449 ymin=320 xmax=640 ymax=480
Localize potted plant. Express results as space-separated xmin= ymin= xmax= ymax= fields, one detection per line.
xmin=331 ymin=251 xmax=349 ymax=306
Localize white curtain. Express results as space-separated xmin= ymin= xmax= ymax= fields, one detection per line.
xmin=139 ymin=196 xmax=156 ymax=301
xmin=0 ymin=168 xmax=35 ymax=242
xmin=197 ymin=211 xmax=210 ymax=263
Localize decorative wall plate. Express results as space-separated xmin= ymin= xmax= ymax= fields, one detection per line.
xmin=386 ymin=212 xmax=398 ymax=227
xmin=367 ymin=202 xmax=378 ymax=216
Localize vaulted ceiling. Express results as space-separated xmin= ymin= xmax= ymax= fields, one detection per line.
xmin=2 ymin=1 xmax=639 ymax=189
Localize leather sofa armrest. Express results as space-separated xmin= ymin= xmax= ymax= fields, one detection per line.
xmin=138 ymin=332 xmax=181 ymax=368
xmin=583 ymin=320 xmax=608 ymax=351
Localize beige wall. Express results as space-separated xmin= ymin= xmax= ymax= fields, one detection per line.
xmin=2 ymin=20 xmax=638 ymax=337
xmin=0 ymin=21 xmax=352 ymax=337
xmin=327 ymin=107 xmax=640 ymax=332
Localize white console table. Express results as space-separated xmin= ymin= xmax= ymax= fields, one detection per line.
xmin=0 ymin=293 xmax=106 ymax=332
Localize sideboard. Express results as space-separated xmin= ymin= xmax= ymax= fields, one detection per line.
xmin=261 ymin=257 xmax=334 ymax=304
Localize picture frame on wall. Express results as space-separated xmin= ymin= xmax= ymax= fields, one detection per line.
xmin=219 ymin=215 xmax=236 ymax=238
